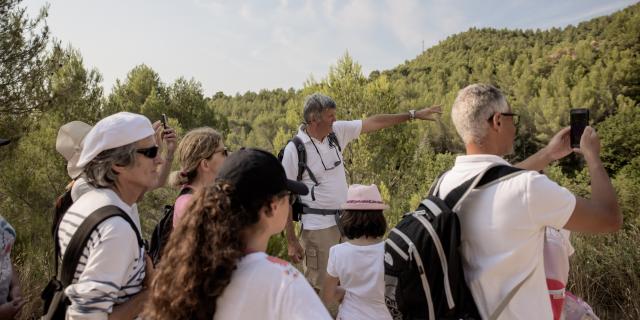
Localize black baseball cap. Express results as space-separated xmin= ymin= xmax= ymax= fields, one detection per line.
xmin=0 ymin=139 xmax=10 ymax=147
xmin=216 ymin=148 xmax=308 ymax=201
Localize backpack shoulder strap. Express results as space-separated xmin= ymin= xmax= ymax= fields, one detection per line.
xmin=60 ymin=205 xmax=143 ymax=286
xmin=427 ymin=171 xmax=449 ymax=197
xmin=52 ymin=188 xmax=75 ymax=278
xmin=328 ymin=132 xmax=341 ymax=152
xmin=291 ymin=136 xmax=307 ymax=181
xmin=179 ymin=186 xmax=193 ymax=197
xmin=488 ymin=266 xmax=536 ymax=320
xmin=291 ymin=136 xmax=321 ymax=200
xmin=442 ymin=165 xmax=526 ymax=211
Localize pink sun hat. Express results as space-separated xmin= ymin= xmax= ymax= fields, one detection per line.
xmin=341 ymin=184 xmax=389 ymax=210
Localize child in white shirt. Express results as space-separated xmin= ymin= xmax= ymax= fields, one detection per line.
xmin=322 ymin=184 xmax=392 ymax=320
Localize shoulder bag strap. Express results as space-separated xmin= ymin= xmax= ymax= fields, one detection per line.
xmin=60 ymin=205 xmax=143 ymax=286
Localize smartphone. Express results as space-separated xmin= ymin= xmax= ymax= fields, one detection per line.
xmin=161 ymin=114 xmax=167 ymax=129
xmin=570 ymin=108 xmax=589 ymax=148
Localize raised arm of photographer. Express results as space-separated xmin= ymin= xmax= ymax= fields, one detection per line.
xmin=152 ymin=120 xmax=178 ymax=189
xmin=516 ymin=127 xmax=572 ymax=171
xmin=361 ymin=106 xmax=442 ymax=134
xmin=563 ymin=126 xmax=621 ymax=233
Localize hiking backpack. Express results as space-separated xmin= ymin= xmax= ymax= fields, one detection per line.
xmin=148 ymin=186 xmax=193 ymax=265
xmin=41 ymin=205 xmax=144 ymax=320
xmin=384 ymin=164 xmax=528 ymax=320
xmin=52 ymin=188 xmax=74 ymax=242
xmin=276 ymin=132 xmax=341 ymax=221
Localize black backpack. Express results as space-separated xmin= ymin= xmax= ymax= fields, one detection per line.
xmin=384 ymin=165 xmax=527 ymax=320
xmin=52 ymin=188 xmax=74 ymax=241
xmin=41 ymin=205 xmax=144 ymax=320
xmin=148 ymin=186 xmax=193 ymax=265
xmin=276 ymin=132 xmax=341 ymax=221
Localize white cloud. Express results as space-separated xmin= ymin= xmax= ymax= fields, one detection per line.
xmin=24 ymin=0 xmax=638 ymax=95
xmin=333 ymin=1 xmax=377 ymax=31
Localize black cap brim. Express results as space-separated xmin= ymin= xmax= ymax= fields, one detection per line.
xmin=286 ymin=179 xmax=309 ymax=196
xmin=0 ymin=139 xmax=10 ymax=147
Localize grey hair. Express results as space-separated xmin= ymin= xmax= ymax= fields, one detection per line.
xmin=84 ymin=142 xmax=138 ymax=189
xmin=451 ymin=84 xmax=509 ymax=145
xmin=302 ymin=93 xmax=337 ymax=124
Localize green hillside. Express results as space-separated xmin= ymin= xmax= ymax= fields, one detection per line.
xmin=1 ymin=0 xmax=638 ymax=318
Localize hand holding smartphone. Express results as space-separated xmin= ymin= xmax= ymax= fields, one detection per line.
xmin=570 ymin=108 xmax=589 ymax=148
xmin=161 ymin=114 xmax=168 ymax=129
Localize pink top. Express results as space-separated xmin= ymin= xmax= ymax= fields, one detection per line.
xmin=172 ymin=186 xmax=195 ymax=228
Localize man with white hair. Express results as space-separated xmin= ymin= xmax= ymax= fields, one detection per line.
xmin=55 ymin=112 xmax=161 ymax=319
xmin=437 ymin=83 xmax=621 ymax=319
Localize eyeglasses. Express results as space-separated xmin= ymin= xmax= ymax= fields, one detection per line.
xmin=136 ymin=145 xmax=159 ymax=159
xmin=209 ymin=147 xmax=228 ymax=158
xmin=488 ymin=112 xmax=519 ymax=126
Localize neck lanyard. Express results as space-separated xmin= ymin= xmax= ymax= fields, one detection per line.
xmin=306 ymin=130 xmax=342 ymax=171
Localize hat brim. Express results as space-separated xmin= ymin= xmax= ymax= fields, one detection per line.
xmin=341 ymin=203 xmax=389 ymax=210
xmin=286 ymin=179 xmax=309 ymax=196
xmin=0 ymin=139 xmax=10 ymax=147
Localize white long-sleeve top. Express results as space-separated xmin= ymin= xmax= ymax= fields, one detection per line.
xmin=57 ymin=188 xmax=145 ymax=320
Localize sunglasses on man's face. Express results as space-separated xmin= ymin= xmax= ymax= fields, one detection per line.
xmin=136 ymin=145 xmax=159 ymax=159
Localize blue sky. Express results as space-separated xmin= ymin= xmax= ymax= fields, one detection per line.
xmin=23 ymin=0 xmax=638 ymax=96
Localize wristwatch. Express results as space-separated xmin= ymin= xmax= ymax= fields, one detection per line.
xmin=408 ymin=109 xmax=416 ymax=120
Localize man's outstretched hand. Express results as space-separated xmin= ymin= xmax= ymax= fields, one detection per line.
xmin=415 ymin=105 xmax=443 ymax=121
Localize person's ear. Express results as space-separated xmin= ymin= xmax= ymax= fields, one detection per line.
xmin=263 ymin=199 xmax=279 ymax=218
xmin=489 ymin=113 xmax=500 ymax=130
xmin=199 ymin=158 xmax=210 ymax=171
xmin=111 ymin=163 xmax=126 ymax=175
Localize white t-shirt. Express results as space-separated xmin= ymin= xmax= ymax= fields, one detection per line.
xmin=281 ymin=120 xmax=362 ymax=230
xmin=215 ymin=252 xmax=331 ymax=320
xmin=437 ymin=155 xmax=576 ymax=320
xmin=327 ymin=242 xmax=392 ymax=320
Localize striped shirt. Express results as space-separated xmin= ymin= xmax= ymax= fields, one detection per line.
xmin=57 ymin=188 xmax=145 ymax=319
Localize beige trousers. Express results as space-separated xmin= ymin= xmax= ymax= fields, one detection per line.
xmin=300 ymin=225 xmax=342 ymax=291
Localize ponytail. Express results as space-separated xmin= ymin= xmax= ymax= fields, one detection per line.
xmin=170 ymin=127 xmax=222 ymax=188
xmin=168 ymin=169 xmax=197 ymax=188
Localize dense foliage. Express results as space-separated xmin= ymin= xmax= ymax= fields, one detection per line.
xmin=1 ymin=0 xmax=638 ymax=317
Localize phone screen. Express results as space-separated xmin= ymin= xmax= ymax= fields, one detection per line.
xmin=570 ymin=109 xmax=589 ymax=148
xmin=161 ymin=114 xmax=167 ymax=129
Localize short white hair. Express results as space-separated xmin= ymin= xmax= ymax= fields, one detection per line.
xmin=451 ymin=84 xmax=509 ymax=145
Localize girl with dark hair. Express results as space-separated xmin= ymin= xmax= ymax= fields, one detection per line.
xmin=322 ymin=184 xmax=392 ymax=320
xmin=143 ymin=148 xmax=331 ymax=320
